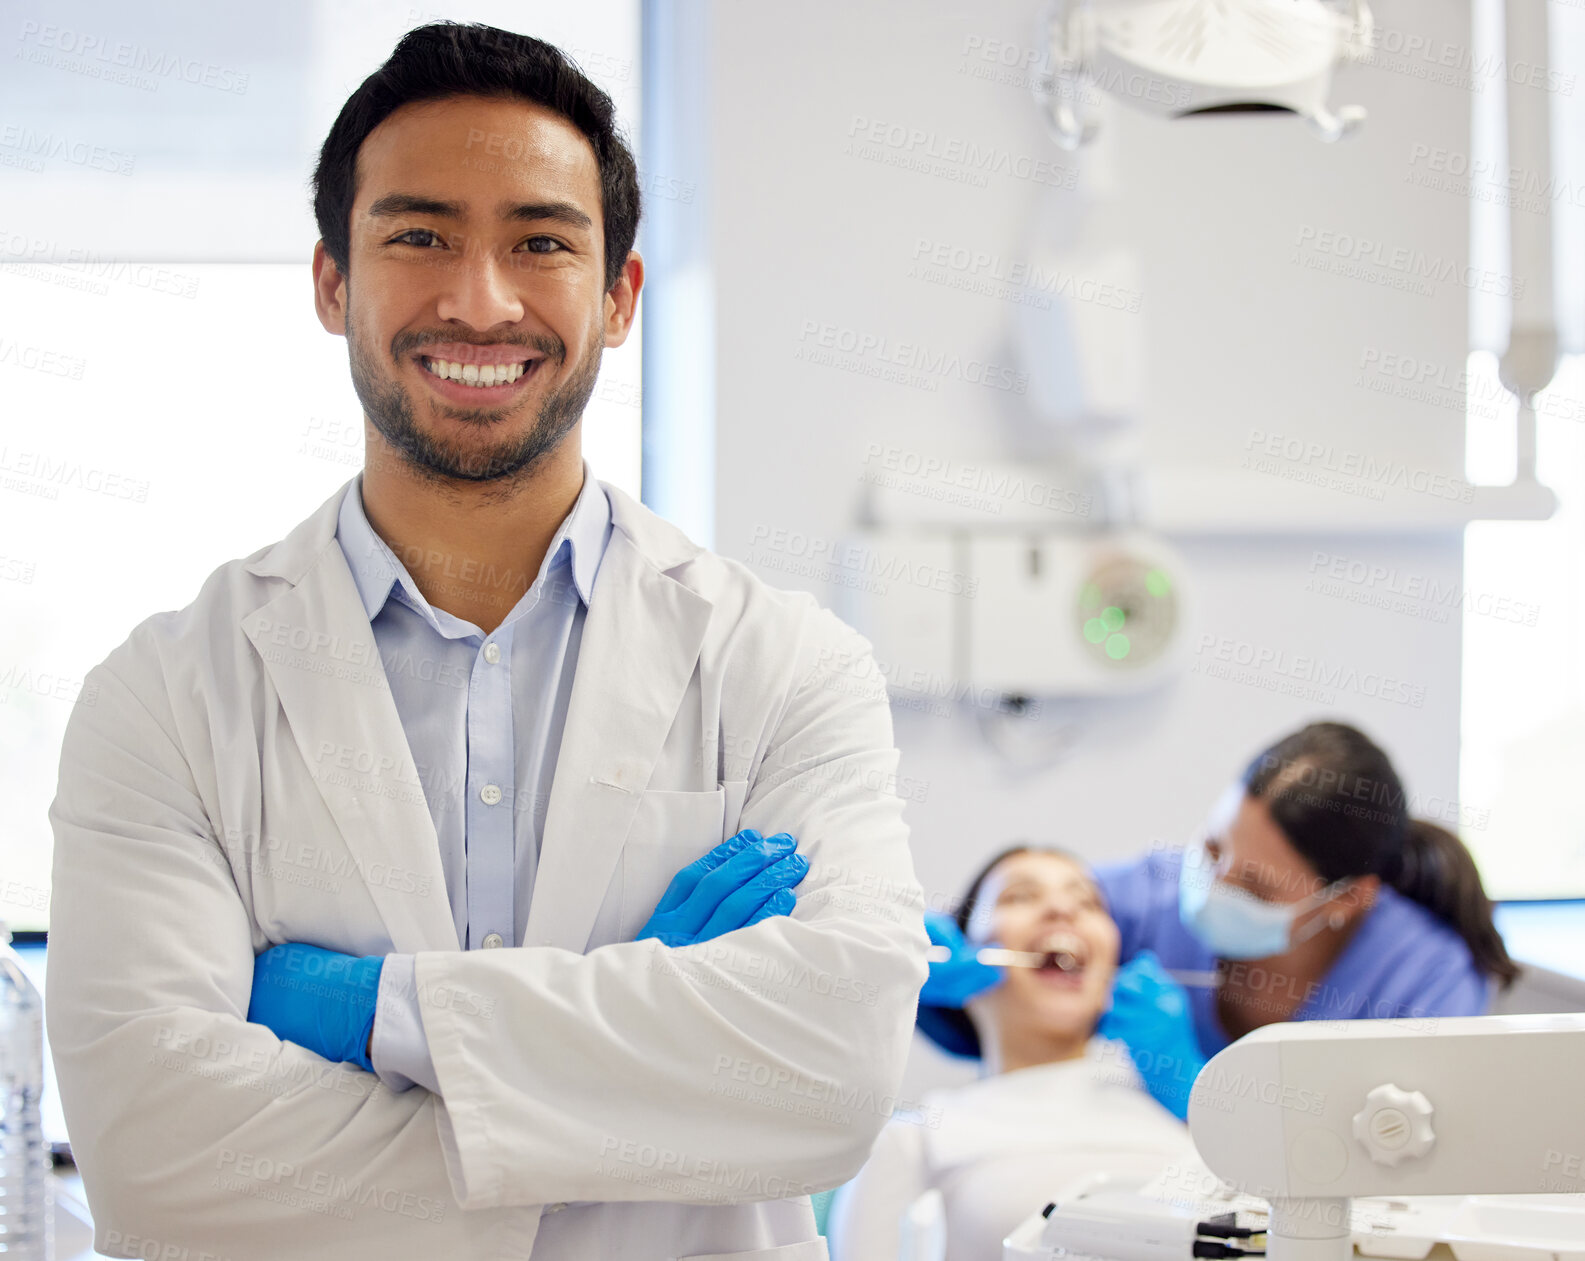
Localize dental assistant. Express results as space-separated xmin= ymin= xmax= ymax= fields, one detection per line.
xmin=45 ymin=23 xmax=927 ymax=1261
xmin=1092 ymin=722 xmax=1518 ymax=1080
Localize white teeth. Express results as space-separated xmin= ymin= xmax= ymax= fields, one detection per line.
xmin=1036 ymin=933 xmax=1086 ymax=966
xmin=422 ymin=357 xmax=529 ymax=386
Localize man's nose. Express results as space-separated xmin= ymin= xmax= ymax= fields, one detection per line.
xmin=435 ymin=241 xmax=529 ymax=327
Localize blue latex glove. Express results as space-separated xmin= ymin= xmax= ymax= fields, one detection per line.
xmin=247 ymin=942 xmax=383 ymax=1072
xmin=919 ymin=910 xmax=1002 ymax=1008
xmin=637 ymin=828 xmax=807 ymax=947
xmin=1097 ymin=950 xmax=1206 ymax=1121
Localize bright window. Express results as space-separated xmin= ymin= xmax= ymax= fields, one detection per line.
xmin=1459 ymin=0 xmax=1585 ymax=901
xmin=1462 ymin=355 xmax=1585 ymax=900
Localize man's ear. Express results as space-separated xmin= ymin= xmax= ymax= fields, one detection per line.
xmin=602 ymin=250 xmax=644 ymax=348
xmin=312 ymin=240 xmax=349 ymax=336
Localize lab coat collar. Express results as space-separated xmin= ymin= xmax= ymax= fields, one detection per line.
xmin=242 ymin=477 xmax=350 ymax=583
xmin=603 ymin=478 xmax=702 ymax=572
xmin=241 ymin=465 xmax=710 ymax=956
xmin=241 ymin=468 xmax=701 ymax=584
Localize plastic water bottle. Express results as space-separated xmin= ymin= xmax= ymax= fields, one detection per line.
xmin=0 ymin=923 xmax=45 ymax=1259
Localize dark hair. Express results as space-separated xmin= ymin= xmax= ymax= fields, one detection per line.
xmin=1242 ymin=721 xmax=1519 ymax=988
xmin=311 ymin=22 xmax=641 ymax=293
xmin=918 ymin=845 xmax=1089 ymax=1060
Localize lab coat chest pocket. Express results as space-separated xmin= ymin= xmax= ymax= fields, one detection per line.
xmin=614 ymin=781 xmax=748 ymax=942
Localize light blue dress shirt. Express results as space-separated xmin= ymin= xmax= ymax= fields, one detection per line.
xmin=333 ymin=464 xmax=613 ymax=1093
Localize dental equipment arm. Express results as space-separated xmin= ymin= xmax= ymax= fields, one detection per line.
xmin=1185 ymin=1014 xmax=1585 ymax=1260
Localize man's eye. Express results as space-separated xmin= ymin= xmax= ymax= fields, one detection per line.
xmin=520 ymin=236 xmax=564 ymax=254
xmin=391 ymin=228 xmax=442 ymax=247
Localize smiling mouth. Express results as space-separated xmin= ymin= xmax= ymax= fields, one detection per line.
xmin=418 ymin=354 xmax=541 ymax=389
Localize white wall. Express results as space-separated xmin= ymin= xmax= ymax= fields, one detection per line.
xmin=692 ymin=0 xmax=1475 ymax=1088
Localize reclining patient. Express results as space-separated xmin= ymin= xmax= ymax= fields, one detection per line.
xmin=828 ymin=845 xmax=1198 ymax=1261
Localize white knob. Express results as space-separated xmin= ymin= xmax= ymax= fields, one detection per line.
xmin=1352 ymin=1083 xmax=1435 ymax=1167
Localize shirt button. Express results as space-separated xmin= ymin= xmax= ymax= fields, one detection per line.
xmin=483 ymin=642 xmax=501 ymax=665
xmin=481 ymin=932 xmax=504 ymax=949
xmin=480 ymin=784 xmax=502 ymax=805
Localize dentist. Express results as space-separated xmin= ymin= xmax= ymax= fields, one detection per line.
xmin=46 ymin=22 xmax=927 ymax=1261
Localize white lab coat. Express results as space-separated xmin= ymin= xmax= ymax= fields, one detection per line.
xmin=45 ymin=474 xmax=929 ymax=1261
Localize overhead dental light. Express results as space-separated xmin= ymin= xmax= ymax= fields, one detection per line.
xmin=1034 ymin=0 xmax=1375 ymax=148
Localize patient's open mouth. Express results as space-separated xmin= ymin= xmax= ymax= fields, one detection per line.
xmin=1033 ymin=933 xmax=1086 ymax=974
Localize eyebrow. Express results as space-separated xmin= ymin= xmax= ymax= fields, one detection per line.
xmin=366 ymin=192 xmax=593 ymax=233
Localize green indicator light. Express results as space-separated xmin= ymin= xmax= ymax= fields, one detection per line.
xmin=1079 ymin=582 xmax=1101 ymax=610
xmin=1102 ymin=606 xmax=1126 ymax=633
xmin=1145 ymin=569 xmax=1171 ymax=598
xmin=1105 ymin=634 xmax=1131 ymax=660
xmin=1083 ymin=618 xmax=1108 ymax=644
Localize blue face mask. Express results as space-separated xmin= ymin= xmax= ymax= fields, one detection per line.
xmin=1178 ymin=836 xmax=1352 ymax=961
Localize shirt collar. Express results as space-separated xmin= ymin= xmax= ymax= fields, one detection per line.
xmin=336 ymin=461 xmax=610 ymax=625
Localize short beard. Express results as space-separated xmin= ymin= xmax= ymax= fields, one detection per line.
xmin=346 ymin=294 xmax=603 ymax=493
